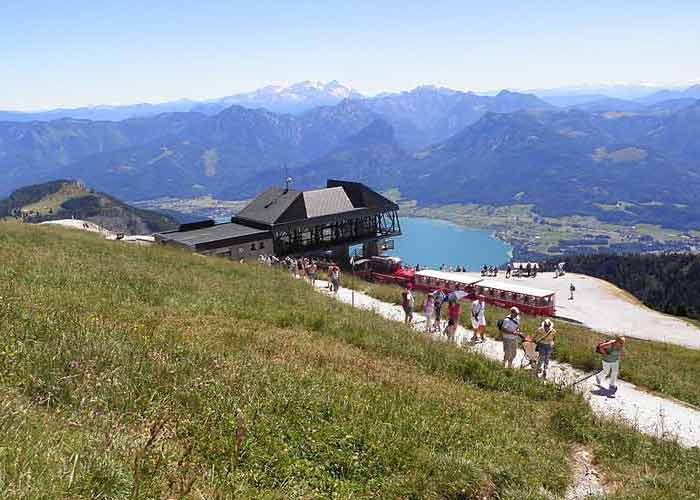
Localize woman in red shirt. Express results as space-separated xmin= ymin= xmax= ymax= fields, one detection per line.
xmin=447 ymin=297 xmax=461 ymax=343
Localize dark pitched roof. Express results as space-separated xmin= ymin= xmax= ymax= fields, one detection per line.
xmin=233 ymin=180 xmax=397 ymax=228
xmin=327 ymin=179 xmax=398 ymax=210
xmin=234 ymin=187 xmax=303 ymax=227
xmin=158 ymin=222 xmax=270 ymax=251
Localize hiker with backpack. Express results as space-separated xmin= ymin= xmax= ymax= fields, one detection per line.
xmin=596 ymin=336 xmax=626 ymax=394
xmin=499 ymin=307 xmax=522 ymax=368
xmin=535 ymin=319 xmax=556 ymax=378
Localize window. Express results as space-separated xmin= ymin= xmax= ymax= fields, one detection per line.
xmin=250 ymin=243 xmax=257 ymax=251
xmin=259 ymin=241 xmax=265 ymax=249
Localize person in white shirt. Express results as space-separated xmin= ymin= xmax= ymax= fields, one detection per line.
xmin=470 ymin=297 xmax=486 ymax=342
xmin=500 ymin=307 xmax=521 ymax=368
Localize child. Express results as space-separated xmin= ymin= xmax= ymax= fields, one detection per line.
xmin=423 ymin=294 xmax=435 ymax=333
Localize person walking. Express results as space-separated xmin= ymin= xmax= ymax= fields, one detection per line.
xmin=535 ymin=319 xmax=556 ymax=378
xmin=500 ymin=307 xmax=521 ymax=368
xmin=446 ymin=296 xmax=461 ymax=343
xmin=569 ymin=283 xmax=576 ymax=300
xmin=329 ymin=263 xmax=341 ymax=294
xmin=433 ymin=289 xmax=446 ymax=332
xmin=423 ymin=294 xmax=435 ymax=333
xmin=505 ymin=263 xmax=512 ymax=279
xmin=596 ymin=336 xmax=626 ymax=394
xmin=470 ymin=297 xmax=486 ymax=342
xmin=401 ymin=284 xmax=415 ymax=325
xmin=309 ymin=261 xmax=318 ymax=287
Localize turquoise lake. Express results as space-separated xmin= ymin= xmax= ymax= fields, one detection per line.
xmin=385 ymin=217 xmax=511 ymax=270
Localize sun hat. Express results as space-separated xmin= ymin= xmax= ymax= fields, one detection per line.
xmin=510 ymin=306 xmax=520 ymax=315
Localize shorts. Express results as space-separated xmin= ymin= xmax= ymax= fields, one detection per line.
xmin=403 ymin=304 xmax=413 ymax=315
xmin=471 ymin=316 xmax=486 ymax=329
xmin=503 ymin=336 xmax=518 ymax=359
xmin=448 ymin=317 xmax=458 ymax=326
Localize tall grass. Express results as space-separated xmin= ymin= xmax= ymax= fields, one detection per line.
xmin=0 ymin=222 xmax=699 ymax=499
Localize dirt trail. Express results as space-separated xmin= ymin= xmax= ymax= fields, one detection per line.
xmin=316 ymin=281 xmax=700 ymax=448
xmin=563 ymin=447 xmax=606 ymax=500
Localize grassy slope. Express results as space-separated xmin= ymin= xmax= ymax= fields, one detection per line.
xmin=0 ymin=222 xmax=699 ymax=499
xmin=346 ymin=280 xmax=700 ymax=408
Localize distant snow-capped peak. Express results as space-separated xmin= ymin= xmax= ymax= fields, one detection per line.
xmin=212 ymin=81 xmax=363 ymax=114
xmin=282 ymin=80 xmax=360 ymax=98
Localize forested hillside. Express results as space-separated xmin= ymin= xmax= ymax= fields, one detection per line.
xmin=559 ymin=253 xmax=700 ymax=319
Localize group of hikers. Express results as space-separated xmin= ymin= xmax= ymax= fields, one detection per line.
xmin=399 ymin=284 xmax=625 ymax=391
xmin=283 ymin=256 xmax=343 ymax=294
xmin=437 ymin=264 xmax=469 ymax=272
xmin=480 ymin=265 xmax=499 ymax=277
xmin=479 ymin=262 xmax=542 ymax=279
xmin=504 ymin=262 xmax=539 ymax=278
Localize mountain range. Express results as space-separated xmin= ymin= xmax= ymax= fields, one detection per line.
xmin=3 ymin=80 xmax=699 ymax=122
xmin=1 ymin=83 xmax=699 ymax=231
xmin=0 ymin=81 xmax=361 ymax=122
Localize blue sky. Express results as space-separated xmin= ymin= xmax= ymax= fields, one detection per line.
xmin=2 ymin=1 xmax=699 ymax=110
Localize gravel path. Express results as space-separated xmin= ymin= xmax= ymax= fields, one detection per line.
xmin=40 ymin=219 xmax=116 ymax=238
xmin=461 ymin=271 xmax=700 ymax=349
xmin=316 ymin=281 xmax=700 ymax=448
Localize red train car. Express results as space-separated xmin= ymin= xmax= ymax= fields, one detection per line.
xmin=353 ymin=258 xmax=556 ymax=316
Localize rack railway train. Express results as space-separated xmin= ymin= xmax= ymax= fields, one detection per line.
xmin=353 ymin=256 xmax=556 ymax=316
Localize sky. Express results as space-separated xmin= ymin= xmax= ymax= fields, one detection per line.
xmin=2 ymin=0 xmax=700 ymax=110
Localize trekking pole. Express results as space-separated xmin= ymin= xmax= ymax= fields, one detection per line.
xmin=569 ymin=369 xmax=603 ymax=388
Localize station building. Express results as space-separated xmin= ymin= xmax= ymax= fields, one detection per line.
xmin=154 ymin=180 xmax=401 ymax=264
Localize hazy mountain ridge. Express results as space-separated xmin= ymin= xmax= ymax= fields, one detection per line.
xmin=357 ymin=87 xmax=554 ymax=151
xmin=0 ymin=81 xmax=364 ymax=122
xmin=1 ymin=90 xmax=699 ymax=231
xmin=3 ymin=80 xmax=698 ymax=123
xmin=400 ymin=103 xmax=700 ymax=229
